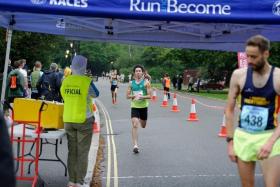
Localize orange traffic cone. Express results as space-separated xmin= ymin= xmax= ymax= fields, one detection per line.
xmin=92 ymin=103 xmax=97 ymax=112
xmin=161 ymin=92 xmax=168 ymax=107
xmin=93 ymin=122 xmax=100 ymax=133
xmin=187 ymin=99 xmax=198 ymax=121
xmin=151 ymin=89 xmax=157 ymax=102
xmin=171 ymin=93 xmax=180 ymax=112
xmin=218 ymin=113 xmax=227 ymax=137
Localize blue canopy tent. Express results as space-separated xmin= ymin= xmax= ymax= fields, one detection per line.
xmin=0 ymin=0 xmax=280 ymax=101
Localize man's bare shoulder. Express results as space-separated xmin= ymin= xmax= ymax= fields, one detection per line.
xmin=233 ymin=68 xmax=247 ymax=75
xmin=274 ymin=66 xmax=280 ymax=74
xmin=230 ymin=68 xmax=247 ymax=90
xmin=231 ymin=68 xmax=247 ymax=80
xmin=273 ymin=67 xmax=280 ymax=81
xmin=273 ymin=67 xmax=280 ymax=94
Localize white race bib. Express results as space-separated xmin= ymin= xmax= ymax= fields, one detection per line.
xmin=133 ymin=90 xmax=143 ymax=96
xmin=240 ymin=105 xmax=268 ymax=133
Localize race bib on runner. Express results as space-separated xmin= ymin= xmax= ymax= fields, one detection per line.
xmin=133 ymin=90 xmax=143 ymax=96
xmin=112 ymin=80 xmax=117 ymax=85
xmin=240 ymin=105 xmax=268 ymax=133
xmin=133 ymin=90 xmax=144 ymax=100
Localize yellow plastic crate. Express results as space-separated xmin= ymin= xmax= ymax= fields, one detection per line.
xmin=13 ymin=98 xmax=64 ymax=129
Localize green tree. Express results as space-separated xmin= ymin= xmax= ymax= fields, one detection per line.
xmin=0 ymin=29 xmax=67 ymax=72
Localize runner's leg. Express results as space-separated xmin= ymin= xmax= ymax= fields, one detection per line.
xmin=140 ymin=120 xmax=147 ymax=128
xmin=131 ymin=117 xmax=139 ymax=147
xmin=167 ymin=88 xmax=170 ymax=99
xmin=111 ymin=90 xmax=114 ymax=104
xmin=139 ymin=108 xmax=148 ymax=128
xmin=114 ymin=89 xmax=117 ymax=103
xmin=260 ymin=155 xmax=280 ymax=187
xmin=237 ymin=159 xmax=256 ymax=187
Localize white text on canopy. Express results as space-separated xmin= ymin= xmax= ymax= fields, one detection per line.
xmin=130 ymin=0 xmax=231 ymax=15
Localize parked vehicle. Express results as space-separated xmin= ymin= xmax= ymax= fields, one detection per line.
xmin=194 ymin=80 xmax=224 ymax=90
xmin=201 ymin=80 xmax=224 ymax=90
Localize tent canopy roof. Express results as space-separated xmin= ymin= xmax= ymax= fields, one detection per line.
xmin=1 ymin=0 xmax=280 ymax=51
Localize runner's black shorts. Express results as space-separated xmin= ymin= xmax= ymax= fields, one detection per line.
xmin=164 ymin=87 xmax=170 ymax=92
xmin=111 ymin=85 xmax=117 ymax=92
xmin=131 ymin=107 xmax=148 ymax=120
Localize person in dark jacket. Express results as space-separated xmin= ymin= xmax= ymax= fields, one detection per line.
xmin=0 ymin=110 xmax=16 ymax=187
xmin=171 ymin=75 xmax=177 ymax=89
xmin=177 ymin=75 xmax=183 ymax=91
xmin=37 ymin=63 xmax=62 ymax=102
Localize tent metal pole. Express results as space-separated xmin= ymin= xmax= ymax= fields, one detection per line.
xmin=1 ymin=28 xmax=13 ymax=109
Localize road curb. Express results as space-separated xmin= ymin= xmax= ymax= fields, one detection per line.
xmin=84 ymin=99 xmax=100 ymax=186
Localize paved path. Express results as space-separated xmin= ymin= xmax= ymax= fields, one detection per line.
xmin=13 ymin=99 xmax=100 ymax=187
xmin=97 ymin=78 xmax=264 ymax=187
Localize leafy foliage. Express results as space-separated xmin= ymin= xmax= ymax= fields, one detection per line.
xmin=0 ymin=30 xmax=66 ymax=72
xmin=1 ymin=28 xmax=280 ymax=85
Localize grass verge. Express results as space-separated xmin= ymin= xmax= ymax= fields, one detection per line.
xmin=91 ymin=136 xmax=104 ymax=187
xmin=151 ymin=83 xmax=228 ymax=100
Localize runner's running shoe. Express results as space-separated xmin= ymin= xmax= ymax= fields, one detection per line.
xmin=133 ymin=146 xmax=139 ymax=154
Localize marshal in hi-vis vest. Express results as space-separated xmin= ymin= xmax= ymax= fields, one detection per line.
xmin=61 ymin=75 xmax=92 ymax=123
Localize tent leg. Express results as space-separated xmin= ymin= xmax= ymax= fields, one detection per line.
xmin=1 ymin=28 xmax=13 ymax=110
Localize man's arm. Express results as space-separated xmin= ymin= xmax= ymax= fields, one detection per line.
xmin=257 ymin=67 xmax=280 ymax=159
xmin=145 ymin=74 xmax=151 ymax=81
xmin=257 ymin=125 xmax=280 ymax=160
xmin=126 ymin=82 xmax=134 ymax=100
xmin=225 ymin=69 xmax=241 ymax=162
xmin=225 ymin=70 xmax=241 ymax=138
xmin=141 ymin=80 xmax=151 ymax=99
xmin=162 ymin=79 xmax=166 ymax=87
xmin=88 ymin=81 xmax=99 ymax=98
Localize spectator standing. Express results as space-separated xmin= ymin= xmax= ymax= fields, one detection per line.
xmin=30 ymin=61 xmax=43 ymax=99
xmin=163 ymin=73 xmax=171 ymax=99
xmin=172 ymin=75 xmax=177 ymax=89
xmin=177 ymin=75 xmax=183 ymax=91
xmin=63 ymin=67 xmax=72 ymax=80
xmin=60 ymin=55 xmax=99 ymax=186
xmin=196 ymin=78 xmax=201 ymax=93
xmin=6 ymin=60 xmax=25 ymax=103
xmin=37 ymin=63 xmax=62 ymax=102
xmin=18 ymin=59 xmax=28 ymax=97
xmin=188 ymin=76 xmax=194 ymax=92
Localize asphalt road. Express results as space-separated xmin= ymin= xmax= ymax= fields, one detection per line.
xmin=12 ymin=78 xmax=265 ymax=187
xmin=97 ymin=78 xmax=264 ymax=187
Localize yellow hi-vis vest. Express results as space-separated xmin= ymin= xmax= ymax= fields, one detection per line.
xmin=60 ymin=75 xmax=92 ymax=123
xmin=165 ymin=78 xmax=171 ymax=88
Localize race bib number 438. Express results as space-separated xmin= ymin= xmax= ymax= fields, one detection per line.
xmin=240 ymin=105 xmax=268 ymax=133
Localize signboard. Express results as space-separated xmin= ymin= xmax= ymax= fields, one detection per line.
xmin=237 ymin=52 xmax=248 ymax=68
